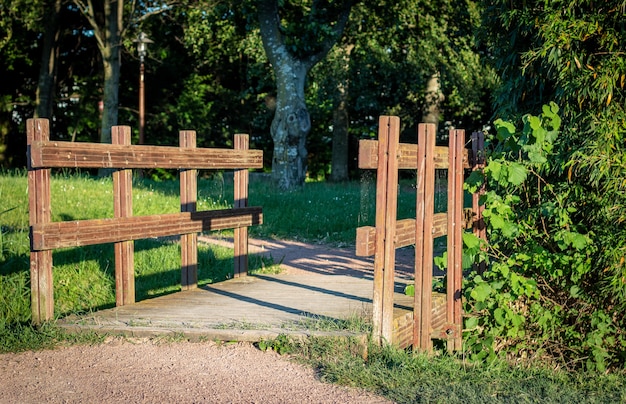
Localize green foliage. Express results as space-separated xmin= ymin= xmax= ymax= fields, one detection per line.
xmin=463 ymin=104 xmax=625 ymax=372
xmin=257 ymin=334 xmax=293 ymax=355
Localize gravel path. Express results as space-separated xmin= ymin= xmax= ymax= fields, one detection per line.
xmin=0 ymin=337 xmax=391 ymax=404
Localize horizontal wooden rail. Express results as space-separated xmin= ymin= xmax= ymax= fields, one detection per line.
xmin=31 ymin=207 xmax=262 ymax=251
xmin=29 ymin=141 xmax=263 ymax=169
xmin=358 ymin=139 xmax=470 ymax=170
xmin=355 ymin=208 xmax=473 ymax=257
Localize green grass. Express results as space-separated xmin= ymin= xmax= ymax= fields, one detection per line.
xmin=1 ymin=169 xmax=624 ymax=402
xmin=287 ymin=338 xmax=626 ymax=403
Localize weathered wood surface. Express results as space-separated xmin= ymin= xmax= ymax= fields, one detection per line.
xmin=27 ymin=119 xmax=54 ymax=323
xmin=358 ymin=139 xmax=470 ymax=170
xmin=58 ymin=274 xmax=447 ymax=343
xmin=112 ymin=126 xmax=135 ymax=306
xmin=29 ymin=140 xmax=263 ymax=169
xmin=180 ymin=130 xmax=198 ymax=290
xmin=31 ymin=207 xmax=263 ymax=251
xmin=234 ymin=134 xmax=250 ymax=278
xmin=355 ymin=209 xmax=474 ymax=257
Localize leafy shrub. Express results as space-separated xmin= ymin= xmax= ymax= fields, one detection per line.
xmin=462 ymin=103 xmax=626 ymax=371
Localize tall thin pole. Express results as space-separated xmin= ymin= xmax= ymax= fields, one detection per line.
xmin=139 ymin=58 xmax=145 ymax=145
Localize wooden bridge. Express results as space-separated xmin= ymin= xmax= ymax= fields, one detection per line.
xmin=58 ymin=238 xmax=418 ymax=342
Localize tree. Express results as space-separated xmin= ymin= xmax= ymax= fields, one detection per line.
xmin=308 ymin=0 xmax=495 ymax=179
xmin=257 ymin=0 xmax=352 ymax=190
xmin=35 ymin=0 xmax=64 ymax=119
xmin=72 ymin=0 xmax=123 ymax=145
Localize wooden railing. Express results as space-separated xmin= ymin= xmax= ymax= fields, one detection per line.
xmin=356 ymin=117 xmax=484 ymax=351
xmin=27 ymin=118 xmax=263 ymax=323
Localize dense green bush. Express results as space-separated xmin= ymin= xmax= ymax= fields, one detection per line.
xmin=462 ymin=103 xmax=625 ymax=371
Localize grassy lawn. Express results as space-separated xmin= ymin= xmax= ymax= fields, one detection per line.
xmin=1 ymin=169 xmax=624 ymax=402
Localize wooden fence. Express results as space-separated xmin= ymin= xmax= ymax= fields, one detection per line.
xmin=356 ymin=117 xmax=484 ymax=351
xmin=27 ymin=118 xmax=263 ymax=324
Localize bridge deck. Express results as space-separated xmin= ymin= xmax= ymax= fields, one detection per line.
xmin=59 ymin=273 xmax=417 ymax=342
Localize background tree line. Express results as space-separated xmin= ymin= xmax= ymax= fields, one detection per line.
xmin=0 ymin=0 xmax=493 ymax=183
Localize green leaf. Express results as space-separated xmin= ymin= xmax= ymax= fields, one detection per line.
xmin=470 ymin=282 xmax=493 ymax=302
xmin=494 ymin=118 xmax=516 ymax=141
xmin=463 ymin=232 xmax=481 ymax=249
xmin=494 ymin=307 xmax=505 ymax=325
xmin=507 ymin=162 xmax=527 ymax=185
xmin=465 ymin=316 xmax=479 ymax=329
xmin=404 ymin=284 xmax=415 ymax=297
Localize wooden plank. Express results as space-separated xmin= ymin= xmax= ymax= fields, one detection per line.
xmin=29 ymin=141 xmax=263 ymax=170
xmin=31 ymin=207 xmax=263 ymax=251
xmin=180 ymin=130 xmax=198 ymax=290
xmin=381 ymin=116 xmax=400 ymax=344
xmin=452 ymin=129 xmax=465 ymax=350
xmin=372 ymin=116 xmax=391 ymax=344
xmin=355 ymin=210 xmax=474 ymax=257
xmin=446 ymin=129 xmax=458 ymax=350
xmin=413 ymin=124 xmax=427 ymax=350
xmin=27 ymin=118 xmax=54 ymax=323
xmin=234 ymin=134 xmax=249 ymax=278
xmin=416 ymin=123 xmax=436 ymax=351
xmin=358 ymin=139 xmax=470 ymax=170
xmin=112 ymin=126 xmax=135 ymax=306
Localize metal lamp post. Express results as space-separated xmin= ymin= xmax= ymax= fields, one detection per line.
xmin=135 ymin=32 xmax=153 ymax=145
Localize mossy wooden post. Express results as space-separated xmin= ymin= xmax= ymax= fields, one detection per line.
xmin=447 ymin=129 xmax=465 ymax=351
xmin=414 ymin=123 xmax=436 ymax=351
xmin=372 ymin=116 xmax=400 ymax=344
xmin=112 ymin=126 xmax=135 ymax=306
xmin=234 ymin=134 xmax=249 ymax=278
xmin=180 ymin=130 xmax=198 ymax=289
xmin=27 ymin=118 xmax=54 ymax=323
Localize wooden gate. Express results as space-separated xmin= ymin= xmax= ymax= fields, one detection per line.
xmin=356 ymin=117 xmax=483 ymax=351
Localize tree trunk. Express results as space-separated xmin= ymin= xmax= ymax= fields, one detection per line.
xmin=258 ymin=0 xmax=352 ymax=190
xmin=99 ymin=0 xmax=122 ymax=145
xmin=270 ymin=60 xmax=310 ymax=189
xmin=329 ymin=45 xmax=353 ymax=182
xmin=35 ymin=0 xmax=62 ymax=119
xmin=422 ymin=72 xmax=444 ymax=132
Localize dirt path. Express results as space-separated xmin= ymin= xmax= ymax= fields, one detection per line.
xmin=0 ymin=337 xmax=391 ymax=404
xmin=1 ymin=239 xmax=398 ymax=403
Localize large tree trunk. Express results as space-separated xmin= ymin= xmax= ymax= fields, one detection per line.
xmin=35 ymin=0 xmax=63 ymax=119
xmin=258 ymin=0 xmax=351 ymax=190
xmin=270 ymin=59 xmax=310 ymax=189
xmin=99 ymin=0 xmax=122 ymax=145
xmin=74 ymin=0 xmax=122 ymax=146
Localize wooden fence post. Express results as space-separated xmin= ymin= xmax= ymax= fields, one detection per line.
xmin=371 ymin=116 xmax=400 ymax=344
xmin=27 ymin=118 xmax=54 ymax=323
xmin=414 ymin=123 xmax=436 ymax=351
xmin=447 ymin=129 xmax=465 ymax=351
xmin=112 ymin=126 xmax=135 ymax=306
xmin=180 ymin=130 xmax=198 ymax=289
xmin=234 ymin=134 xmax=249 ymax=278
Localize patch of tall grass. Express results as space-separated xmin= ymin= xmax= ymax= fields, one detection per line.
xmin=288 ymin=338 xmax=626 ymax=403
